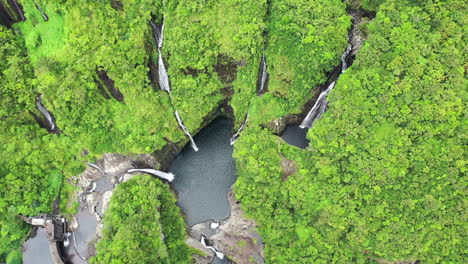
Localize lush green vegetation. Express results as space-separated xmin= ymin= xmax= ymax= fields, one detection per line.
xmin=234 ymin=0 xmax=466 ymax=262
xmin=231 ymin=0 xmax=350 ymax=127
xmin=91 ymin=175 xmax=191 ymax=264
xmin=0 ymin=0 xmax=465 ymax=262
xmin=165 ymin=0 xmax=268 ymax=128
xmin=0 ymin=24 xmax=84 ymax=259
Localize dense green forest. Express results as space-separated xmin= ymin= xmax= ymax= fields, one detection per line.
xmin=234 ymin=0 xmax=467 ymax=262
xmin=91 ymin=175 xmax=191 ymax=264
xmin=0 ymin=0 xmax=466 ymax=263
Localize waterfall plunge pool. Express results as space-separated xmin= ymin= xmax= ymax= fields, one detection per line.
xmin=170 ymin=117 xmax=237 ymax=227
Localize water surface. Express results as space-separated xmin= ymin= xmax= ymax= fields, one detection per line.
xmin=22 ymin=228 xmax=54 ymax=264
xmin=171 ymin=117 xmax=237 ymax=226
xmin=281 ymin=125 xmax=309 ymax=149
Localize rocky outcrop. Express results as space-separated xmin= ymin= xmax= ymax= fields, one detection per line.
xmin=189 ymin=186 xmax=264 ymax=264
xmin=280 ymin=155 xmax=297 ymax=181
xmin=348 ymin=9 xmax=375 ymax=56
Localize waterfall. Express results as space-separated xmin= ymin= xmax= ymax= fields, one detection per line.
xmin=158 ymin=52 xmax=171 ymax=92
xmin=150 ymin=21 xmax=161 ymax=48
xmin=35 ymin=95 xmax=59 ymax=133
xmin=154 ymin=18 xmax=170 ymax=93
xmin=299 ymin=81 xmax=335 ymax=129
xmin=341 ymin=43 xmax=352 ymax=73
xmin=258 ymin=52 xmax=268 ymax=93
xmin=230 ymin=113 xmax=249 ymax=145
xmin=152 ymin=18 xmax=198 ymax=152
xmin=299 ymin=38 xmax=353 ymax=129
xmin=126 ymin=168 xmax=175 ymax=182
xmin=201 ymin=235 xmax=224 ymax=259
xmin=175 ymin=111 xmax=199 ymax=152
xmin=158 ymin=21 xmax=164 ymax=49
xmin=33 ymin=0 xmax=48 ymax=21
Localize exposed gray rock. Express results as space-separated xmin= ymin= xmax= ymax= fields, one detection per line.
xmin=267 ymin=117 xmax=287 ymax=135
xmin=192 ymin=254 xmax=214 ymax=264
xmin=189 ymin=187 xmax=264 ymax=264
xmin=349 ymin=9 xmax=374 ymax=56
xmin=102 ymin=154 xmax=133 ymax=175
xmin=281 ymin=155 xmax=298 ymax=181
xmin=186 ymin=237 xmax=215 ymax=258
xmin=101 ymin=191 xmax=113 ymax=215
xmin=122 ymin=173 xmax=135 ymax=183
xmin=68 ymin=216 xmax=79 ymax=232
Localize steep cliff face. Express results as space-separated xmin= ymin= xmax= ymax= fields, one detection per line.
xmin=0 ymin=0 xmax=24 ymax=27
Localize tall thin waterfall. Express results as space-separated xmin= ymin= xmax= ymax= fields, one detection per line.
xmin=230 ymin=113 xmax=249 ymax=145
xmin=158 ymin=22 xmax=164 ymax=49
xmin=36 ymin=95 xmax=59 ymax=133
xmin=150 ymin=20 xmax=162 ymax=48
xmin=341 ymin=43 xmax=352 ymax=73
xmin=258 ymin=52 xmax=268 ymax=93
xmin=300 ymin=40 xmax=353 ymax=129
xmin=299 ymin=81 xmax=335 ymax=128
xmin=152 ymin=18 xmax=198 ymax=151
xmin=158 ymin=52 xmax=171 ymax=92
xmin=175 ymin=111 xmax=199 ymax=152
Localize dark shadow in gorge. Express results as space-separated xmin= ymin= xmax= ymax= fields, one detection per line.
xmin=96 ymin=69 xmax=125 ymax=102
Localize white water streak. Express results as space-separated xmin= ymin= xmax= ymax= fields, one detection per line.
xmin=201 ymin=235 xmax=224 ymax=259
xmin=300 ymin=39 xmax=353 ymax=129
xmin=127 ymin=168 xmax=175 ymax=182
xmin=175 ymin=111 xmax=199 ymax=152
xmin=230 ymin=113 xmax=249 ymax=145
xmin=299 ymin=81 xmax=336 ymax=129
xmin=158 ymin=21 xmax=164 ymax=49
xmin=341 ymin=43 xmax=352 ymax=73
xmin=158 ymin=52 xmax=171 ymax=92
xmin=87 ymin=182 xmax=96 ymax=193
xmin=36 ymin=95 xmax=57 ymax=132
xmin=259 ymin=53 xmax=268 ymax=92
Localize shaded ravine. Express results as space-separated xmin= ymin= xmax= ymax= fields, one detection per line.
xmin=280 ymin=9 xmax=374 ymax=148
xmin=299 ymin=40 xmax=351 ymax=129
xmin=280 ymin=40 xmax=351 ymax=148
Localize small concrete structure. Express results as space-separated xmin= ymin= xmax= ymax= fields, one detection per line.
xmin=21 ymin=214 xmax=68 ymax=264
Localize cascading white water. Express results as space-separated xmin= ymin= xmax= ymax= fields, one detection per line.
xmin=230 ymin=113 xmax=249 ymax=145
xmin=36 ymin=95 xmax=58 ymax=132
xmin=201 ymin=235 xmax=224 ymax=259
xmin=152 ymin=19 xmax=198 ymax=150
xmin=258 ymin=52 xmax=268 ymax=93
xmin=341 ymin=43 xmax=352 ymax=73
xmin=299 ymin=39 xmax=353 ymax=129
xmin=158 ymin=52 xmax=171 ymax=92
xmin=299 ymin=81 xmax=336 ymax=129
xmin=158 ymin=21 xmax=164 ymax=49
xmin=150 ymin=21 xmax=161 ymax=46
xmin=126 ymin=168 xmax=175 ymax=182
xmin=175 ymin=110 xmax=199 ymax=152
